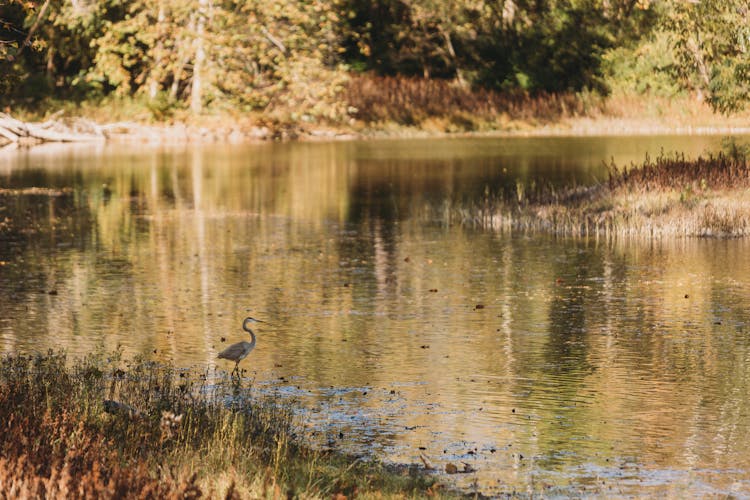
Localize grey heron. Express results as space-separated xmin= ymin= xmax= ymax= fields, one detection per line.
xmin=218 ymin=316 xmax=263 ymax=377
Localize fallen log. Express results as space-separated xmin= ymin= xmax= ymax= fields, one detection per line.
xmin=0 ymin=123 xmax=20 ymax=143
xmin=0 ymin=113 xmax=106 ymax=145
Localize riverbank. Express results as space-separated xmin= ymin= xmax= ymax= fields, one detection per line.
xmin=442 ymin=153 xmax=750 ymax=238
xmin=3 ymin=114 xmax=749 ymax=149
xmin=0 ymin=351 xmax=449 ymax=499
xmin=4 ymin=82 xmax=750 ymax=147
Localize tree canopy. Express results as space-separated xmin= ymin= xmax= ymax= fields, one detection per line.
xmin=666 ymin=0 xmax=750 ymax=113
xmin=1 ymin=0 xmax=748 ymax=117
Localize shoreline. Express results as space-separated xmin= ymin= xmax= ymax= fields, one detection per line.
xmin=3 ymin=102 xmax=750 ymax=148
xmin=102 ymin=117 xmax=750 ymax=144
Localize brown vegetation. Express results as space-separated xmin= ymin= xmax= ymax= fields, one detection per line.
xmin=0 ymin=351 xmax=443 ymax=499
xmin=440 ymin=153 xmax=750 ymax=238
xmin=0 ymin=352 xmax=200 ymax=498
xmin=608 ymin=152 xmax=750 ymax=192
xmin=345 ymin=74 xmax=594 ymax=132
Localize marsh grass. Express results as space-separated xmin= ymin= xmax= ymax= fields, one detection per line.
xmin=0 ymin=350 xmax=444 ymax=499
xmin=433 ymin=153 xmax=750 ymax=238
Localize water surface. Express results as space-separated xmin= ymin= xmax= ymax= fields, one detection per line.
xmin=2 ymin=135 xmax=750 ymax=497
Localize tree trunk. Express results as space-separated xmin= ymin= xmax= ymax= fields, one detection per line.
xmin=16 ymin=0 xmax=51 ymax=60
xmin=148 ymin=5 xmax=166 ymax=100
xmin=191 ymin=0 xmax=208 ymax=114
xmin=46 ymin=44 xmax=56 ymax=89
xmin=686 ymin=35 xmax=711 ymax=100
xmin=441 ymin=29 xmax=466 ymax=87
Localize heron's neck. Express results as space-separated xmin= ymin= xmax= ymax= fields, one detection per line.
xmin=243 ymin=325 xmax=256 ymax=349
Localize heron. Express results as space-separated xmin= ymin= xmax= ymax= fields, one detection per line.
xmin=218 ymin=316 xmax=263 ymax=377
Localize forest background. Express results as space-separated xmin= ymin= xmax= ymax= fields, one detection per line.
xmin=1 ymin=0 xmax=749 ymax=135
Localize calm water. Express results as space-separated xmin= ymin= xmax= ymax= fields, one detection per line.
xmin=2 ymin=135 xmax=750 ymax=497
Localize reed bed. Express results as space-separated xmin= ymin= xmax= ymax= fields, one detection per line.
xmin=0 ymin=350 xmax=443 ymax=499
xmin=432 ymin=153 xmax=750 ymax=238
xmin=345 ymin=74 xmax=593 ymax=131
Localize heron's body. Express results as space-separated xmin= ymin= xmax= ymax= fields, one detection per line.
xmin=217 ymin=341 xmax=254 ymax=363
xmin=218 ymin=317 xmax=261 ymax=376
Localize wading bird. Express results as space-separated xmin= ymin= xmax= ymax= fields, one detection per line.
xmin=218 ymin=317 xmax=263 ymax=377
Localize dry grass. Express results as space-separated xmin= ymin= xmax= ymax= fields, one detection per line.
xmin=343 ymin=75 xmax=750 ymax=137
xmin=0 ymin=350 xmax=445 ymax=499
xmin=434 ymin=153 xmax=750 ymax=238
xmin=345 ymin=74 xmax=593 ymax=132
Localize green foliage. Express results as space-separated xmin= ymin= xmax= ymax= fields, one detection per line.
xmin=211 ymin=0 xmax=350 ymax=120
xmin=721 ymin=136 xmax=750 ymax=162
xmin=2 ymin=0 xmax=351 ymax=120
xmin=603 ymin=32 xmax=682 ymax=97
xmin=0 ymin=0 xmax=35 ymax=96
xmin=6 ymin=0 xmax=749 ymax=120
xmin=340 ymin=0 xmax=657 ymax=94
xmin=145 ymin=91 xmax=181 ymax=120
xmin=513 ymin=1 xmax=614 ymax=93
xmin=83 ymin=0 xmax=350 ymax=119
xmin=666 ymin=0 xmax=750 ymax=113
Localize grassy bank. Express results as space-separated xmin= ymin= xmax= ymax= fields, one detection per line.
xmin=0 ymin=350 xmax=445 ymax=499
xmin=438 ymin=152 xmax=750 ymax=238
xmin=6 ymin=75 xmax=750 ymax=145
xmin=344 ymin=75 xmax=750 ymax=137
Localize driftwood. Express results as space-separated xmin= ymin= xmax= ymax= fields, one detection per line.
xmin=0 ymin=113 xmax=277 ymax=146
xmin=0 ymin=112 xmax=106 ymax=145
